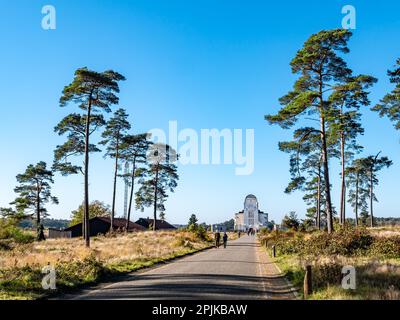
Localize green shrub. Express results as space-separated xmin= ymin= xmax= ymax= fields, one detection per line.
xmin=56 ymin=255 xmax=105 ymax=288
xmin=275 ymin=237 xmax=306 ymax=255
xmin=186 ymin=224 xmax=210 ymax=242
xmin=305 ymin=227 xmax=373 ymax=256
xmin=369 ymin=236 xmax=400 ymax=258
xmin=0 ymin=220 xmax=35 ymax=245
xmin=312 ymin=263 xmax=343 ymax=288
xmin=271 ymin=227 xmax=379 ymax=257
xmin=195 ymin=225 xmax=210 ymax=241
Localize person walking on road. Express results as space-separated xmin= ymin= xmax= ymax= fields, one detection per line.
xmin=223 ymin=232 xmax=228 ymax=249
xmin=215 ymin=230 xmax=221 ymax=248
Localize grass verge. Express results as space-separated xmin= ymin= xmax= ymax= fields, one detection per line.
xmin=0 ymin=230 xmax=214 ymax=300
xmin=269 ymin=250 xmax=400 ymax=300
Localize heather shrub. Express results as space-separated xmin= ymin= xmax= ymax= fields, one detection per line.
xmin=312 ymin=262 xmax=343 ymax=288
xmin=56 ymin=255 xmax=105 ymax=288
xmin=369 ymin=236 xmax=400 ymax=258
xmin=305 ymin=227 xmax=373 ymax=256
xmin=268 ymin=227 xmax=389 ymax=257
xmin=275 ymin=237 xmax=306 ymax=255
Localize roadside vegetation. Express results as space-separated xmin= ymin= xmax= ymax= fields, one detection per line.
xmin=0 ymin=230 xmax=213 ymax=300
xmin=259 ymin=227 xmax=400 ymax=300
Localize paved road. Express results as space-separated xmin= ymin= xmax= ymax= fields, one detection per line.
xmin=69 ymin=235 xmax=296 ymax=300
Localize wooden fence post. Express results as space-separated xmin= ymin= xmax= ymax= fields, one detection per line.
xmin=272 ymin=245 xmax=276 ymax=258
xmin=304 ymin=265 xmax=312 ymax=299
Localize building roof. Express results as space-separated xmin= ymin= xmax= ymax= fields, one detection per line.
xmin=98 ymin=217 xmax=146 ymax=231
xmin=135 ymin=218 xmax=177 ymax=230
xmin=245 ymin=194 xmax=257 ymax=200
xmin=65 ymin=216 xmax=146 ymax=232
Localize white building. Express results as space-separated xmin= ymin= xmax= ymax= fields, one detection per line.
xmin=234 ymin=194 xmax=268 ymax=231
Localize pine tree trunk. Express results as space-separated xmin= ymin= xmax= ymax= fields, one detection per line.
xmin=83 ymin=97 xmax=92 ymax=248
xmin=370 ymin=169 xmax=374 ymax=228
xmin=110 ymin=138 xmax=119 ymax=232
xmin=82 ymin=200 xmax=85 ymax=239
xmin=153 ymin=166 xmax=159 ymax=231
xmin=355 ymin=172 xmax=359 ymax=227
xmin=317 ymin=164 xmax=321 ymax=231
xmin=36 ymin=185 xmax=41 ymax=239
xmin=340 ymin=132 xmax=346 ymax=225
xmin=320 ymin=116 xmax=334 ymax=233
xmin=126 ymin=158 xmax=136 ymax=230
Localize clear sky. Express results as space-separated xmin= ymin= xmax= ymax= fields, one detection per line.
xmin=0 ymin=0 xmax=399 ymax=224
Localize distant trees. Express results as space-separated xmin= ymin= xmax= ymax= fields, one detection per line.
xmin=11 ymin=162 xmax=58 ymax=240
xmin=187 ymin=214 xmax=199 ymax=231
xmin=282 ymin=212 xmax=300 ymax=231
xmin=279 ymin=128 xmax=329 ymax=230
xmin=346 ymin=155 xmax=392 ymax=227
xmin=362 ymin=154 xmax=392 ymax=227
xmin=54 ymin=68 xmax=125 ymax=247
xmin=100 ymin=108 xmax=131 ymax=230
xmin=119 ymin=133 xmax=150 ymax=230
xmin=329 ymin=75 xmax=377 ymax=224
xmin=136 ymin=144 xmax=179 ymax=231
xmin=346 ymin=159 xmax=369 ymax=227
xmin=70 ymin=200 xmax=111 ymax=226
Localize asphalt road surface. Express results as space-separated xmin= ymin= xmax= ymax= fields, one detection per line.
xmin=68 ymin=235 xmax=297 ymax=300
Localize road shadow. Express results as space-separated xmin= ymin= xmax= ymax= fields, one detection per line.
xmin=173 ymin=260 xmax=275 ymax=266
xmin=227 ymin=242 xmax=261 ymax=248
xmin=74 ymin=273 xmax=296 ymax=300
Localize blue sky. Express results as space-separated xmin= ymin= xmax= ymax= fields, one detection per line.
xmin=0 ymin=0 xmax=399 ymax=224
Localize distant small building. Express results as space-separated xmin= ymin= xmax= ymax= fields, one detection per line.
xmin=135 ymin=218 xmax=177 ymax=230
xmin=60 ymin=217 xmax=146 ymax=238
xmin=48 ymin=228 xmax=72 ymax=239
xmin=234 ymin=194 xmax=269 ymax=231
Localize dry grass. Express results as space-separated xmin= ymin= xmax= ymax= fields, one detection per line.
xmin=0 ymin=230 xmax=209 ymax=270
xmin=274 ymin=252 xmax=400 ymax=300
xmin=370 ymin=226 xmax=400 ymax=238
xmin=0 ymin=230 xmax=214 ymax=299
xmin=266 ymin=227 xmax=400 ymax=300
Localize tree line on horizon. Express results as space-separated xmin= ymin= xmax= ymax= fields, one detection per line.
xmin=266 ymin=29 xmax=399 ymax=233
xmin=1 ymin=68 xmax=179 ymax=247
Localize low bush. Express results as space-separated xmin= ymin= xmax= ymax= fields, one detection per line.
xmin=305 ymin=227 xmax=373 ymax=256
xmin=312 ymin=262 xmax=343 ymax=289
xmin=186 ymin=225 xmax=211 ymax=242
xmin=0 ymin=220 xmax=35 ymax=245
xmin=369 ymin=236 xmax=400 ymax=259
xmin=56 ymin=255 xmax=106 ymax=288
xmin=266 ymin=227 xmax=398 ymax=258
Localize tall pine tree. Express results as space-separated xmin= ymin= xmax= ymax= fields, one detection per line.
xmin=136 ymin=143 xmax=178 ymax=231
xmin=119 ymin=133 xmax=150 ymax=229
xmin=266 ymin=29 xmax=369 ymax=233
xmin=329 ymin=75 xmax=377 ymax=224
xmin=12 ymin=162 xmax=58 ymax=241
xmin=54 ymin=68 xmax=125 ymax=247
xmin=100 ymin=108 xmax=131 ymax=230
